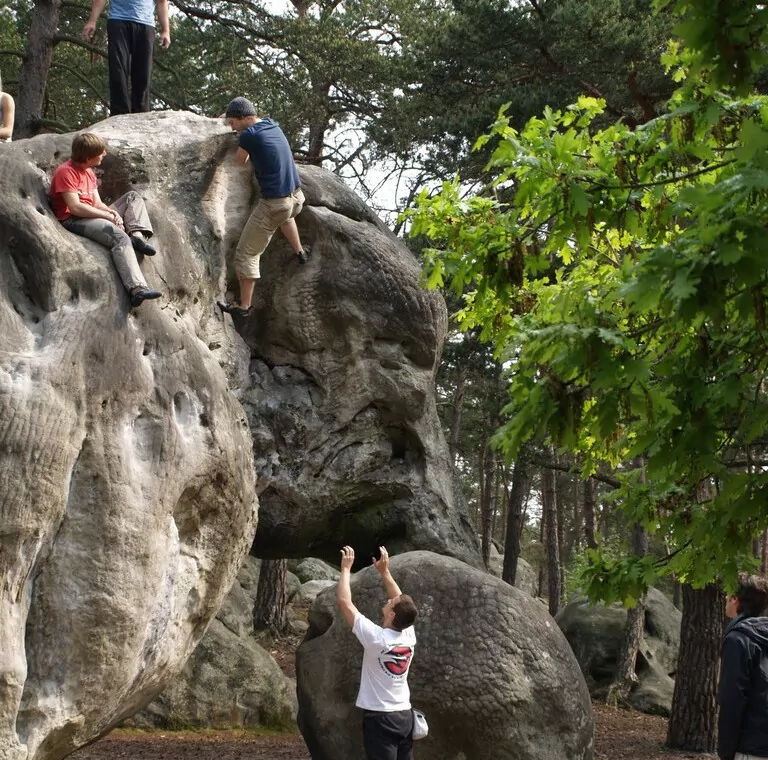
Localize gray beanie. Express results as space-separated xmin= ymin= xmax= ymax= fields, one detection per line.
xmin=225 ymin=97 xmax=256 ymax=118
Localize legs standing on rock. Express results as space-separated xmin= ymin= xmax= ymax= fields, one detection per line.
xmin=106 ymin=20 xmax=154 ymax=115
xmin=229 ymin=188 xmax=309 ymax=311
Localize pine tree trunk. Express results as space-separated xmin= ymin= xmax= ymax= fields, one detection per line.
xmin=491 ymin=460 xmax=503 ymax=541
xmin=666 ymin=583 xmax=724 ymax=752
xmin=572 ymin=480 xmax=582 ymax=553
xmin=542 ymin=463 xmax=560 ymax=616
xmin=606 ymin=522 xmax=649 ymax=706
xmin=15 ymin=0 xmax=62 ymax=138
xmin=762 ymin=529 xmax=768 ymax=573
xmin=583 ymin=478 xmax=598 ymax=550
xmin=537 ymin=499 xmax=546 ymax=598
xmin=502 ymin=455 xmax=529 ymax=586
xmin=555 ymin=470 xmax=566 ymax=601
xmin=253 ymin=558 xmax=288 ymax=634
xmin=449 ymin=364 xmax=467 ymax=464
xmin=480 ymin=442 xmax=495 ymax=568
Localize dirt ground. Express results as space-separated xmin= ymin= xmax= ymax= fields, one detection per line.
xmin=71 ymin=701 xmax=716 ymax=760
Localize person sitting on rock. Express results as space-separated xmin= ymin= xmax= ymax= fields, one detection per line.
xmin=337 ymin=544 xmax=418 ymax=760
xmin=718 ymin=573 xmax=768 ymax=760
xmin=0 ymin=69 xmax=15 ymax=143
xmin=217 ymin=96 xmax=311 ymax=318
xmin=50 ymin=132 xmax=162 ymax=308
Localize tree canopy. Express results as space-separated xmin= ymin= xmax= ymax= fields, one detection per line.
xmin=408 ymin=0 xmax=768 ymax=603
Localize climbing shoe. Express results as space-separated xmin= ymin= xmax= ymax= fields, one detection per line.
xmin=217 ymin=300 xmax=253 ymax=318
xmin=130 ymin=234 xmax=157 ymax=256
xmin=297 ymin=245 xmax=312 ymax=265
xmin=130 ymin=286 xmax=162 ymax=308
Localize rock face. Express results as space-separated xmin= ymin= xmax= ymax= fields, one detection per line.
xmin=237 ymin=167 xmax=480 ymax=567
xmin=0 ymin=114 xmax=261 ymax=760
xmin=0 ymin=109 xmax=482 ymax=760
xmin=556 ymin=588 xmax=681 ymax=715
xmin=128 ymin=558 xmax=297 ymax=730
xmin=296 ymin=552 xmax=594 ymax=760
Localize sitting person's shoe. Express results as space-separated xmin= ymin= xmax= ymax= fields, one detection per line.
xmin=130 ymin=286 xmax=162 ymax=308
xmin=217 ymin=300 xmax=253 ymax=318
xmin=297 ymin=245 xmax=312 ymax=265
xmin=130 ymin=234 xmax=157 ymax=256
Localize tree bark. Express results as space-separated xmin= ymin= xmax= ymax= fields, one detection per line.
xmin=253 ymin=558 xmax=289 ymax=634
xmin=572 ymin=480 xmax=581 ymax=554
xmin=606 ymin=522 xmax=649 ymax=706
xmin=556 ymin=470 xmax=566 ymax=601
xmin=542 ymin=461 xmax=560 ymax=616
xmin=537 ymin=498 xmax=546 ymax=598
xmin=762 ymin=529 xmax=768 ymax=573
xmin=15 ymin=0 xmax=63 ymax=138
xmin=449 ymin=363 xmax=467 ymax=464
xmin=480 ymin=441 xmax=495 ymax=568
xmin=502 ymin=454 xmax=530 ymax=586
xmin=305 ymin=80 xmax=331 ymax=165
xmin=583 ymin=477 xmax=598 ymax=550
xmin=666 ymin=582 xmax=724 ymax=752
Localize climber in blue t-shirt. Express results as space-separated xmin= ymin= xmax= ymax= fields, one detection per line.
xmin=217 ymin=97 xmax=312 ymax=318
xmin=82 ymin=0 xmax=171 ymax=115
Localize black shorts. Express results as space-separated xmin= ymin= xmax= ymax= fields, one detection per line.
xmin=362 ymin=709 xmax=414 ymax=760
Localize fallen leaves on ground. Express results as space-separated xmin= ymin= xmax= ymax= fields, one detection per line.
xmin=71 ymin=701 xmax=718 ymax=759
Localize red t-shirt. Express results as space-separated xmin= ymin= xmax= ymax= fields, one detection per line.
xmin=50 ymin=160 xmax=98 ymax=221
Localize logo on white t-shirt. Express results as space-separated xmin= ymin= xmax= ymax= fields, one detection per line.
xmin=380 ymin=645 xmax=413 ymax=677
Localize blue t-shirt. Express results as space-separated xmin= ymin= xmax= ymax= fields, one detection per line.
xmin=238 ymin=119 xmax=300 ymax=199
xmin=108 ymin=0 xmax=155 ymax=27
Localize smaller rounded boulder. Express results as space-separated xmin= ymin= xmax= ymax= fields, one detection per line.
xmin=296 ymin=551 xmax=594 ymax=760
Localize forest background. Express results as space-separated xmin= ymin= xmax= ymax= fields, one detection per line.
xmin=3 ymin=0 xmax=768 ymax=753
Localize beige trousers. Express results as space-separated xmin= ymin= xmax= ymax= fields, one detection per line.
xmin=234 ymin=187 xmax=304 ymax=279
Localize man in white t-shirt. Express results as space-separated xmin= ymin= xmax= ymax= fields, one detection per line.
xmin=337 ymin=545 xmax=418 ymax=760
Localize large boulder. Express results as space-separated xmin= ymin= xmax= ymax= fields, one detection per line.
xmin=237 ymin=166 xmax=480 ymax=568
xmin=0 ymin=113 xmax=259 ymax=760
xmin=556 ymin=588 xmax=681 ymax=715
xmin=295 ymin=558 xmax=340 ymax=583
xmin=296 ymin=552 xmax=594 ymax=760
xmin=128 ymin=558 xmax=297 ymax=730
xmin=1 ymin=108 xmax=483 ymax=760
xmin=487 ymin=549 xmax=539 ymax=597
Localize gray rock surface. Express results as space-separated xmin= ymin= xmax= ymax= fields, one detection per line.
xmin=556 ymin=588 xmax=681 ymax=715
xmin=295 ymin=579 xmax=336 ymax=606
xmin=0 ymin=113 xmax=259 ymax=760
xmin=295 ymin=557 xmax=340 ymax=583
xmin=296 ymin=552 xmax=594 ymax=760
xmin=0 ymin=108 xmax=484 ymax=760
xmin=236 ymin=166 xmax=480 ymax=568
xmin=487 ymin=552 xmax=539 ymax=597
xmin=128 ymin=619 xmax=297 ymax=730
xmin=128 ymin=558 xmax=297 ymax=730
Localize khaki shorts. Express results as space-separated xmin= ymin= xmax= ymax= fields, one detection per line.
xmin=234 ymin=187 xmax=305 ymax=279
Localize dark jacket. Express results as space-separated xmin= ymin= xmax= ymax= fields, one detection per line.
xmin=718 ymin=615 xmax=768 ymax=760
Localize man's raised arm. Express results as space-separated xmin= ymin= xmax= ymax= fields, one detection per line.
xmin=337 ymin=545 xmax=359 ymax=627
xmin=372 ymin=546 xmax=402 ymax=598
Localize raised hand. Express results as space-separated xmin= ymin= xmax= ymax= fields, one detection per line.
xmin=372 ymin=546 xmax=389 ymax=575
xmin=340 ymin=545 xmax=355 ymax=572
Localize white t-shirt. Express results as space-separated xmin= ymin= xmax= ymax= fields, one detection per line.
xmin=353 ymin=611 xmax=416 ymax=712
